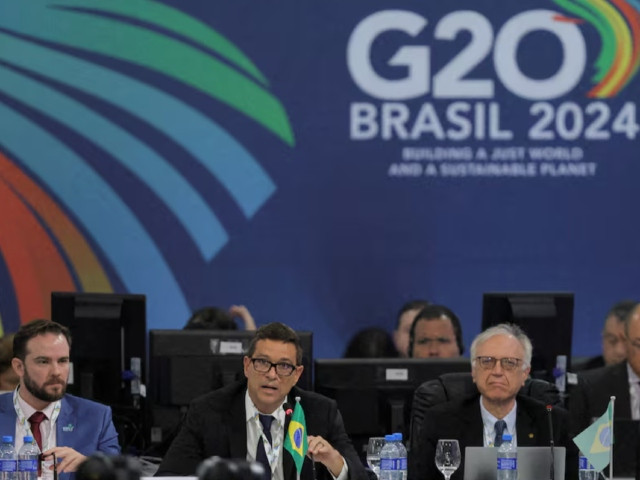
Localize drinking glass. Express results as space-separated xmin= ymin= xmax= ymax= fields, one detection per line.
xmin=435 ymin=439 xmax=461 ymax=480
xmin=366 ymin=437 xmax=385 ymax=478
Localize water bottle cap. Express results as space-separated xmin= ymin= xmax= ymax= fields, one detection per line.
xmin=502 ymin=434 xmax=512 ymax=441
xmin=23 ymin=436 xmax=33 ymax=443
xmin=393 ymin=432 xmax=403 ymax=441
xmin=384 ymin=434 xmax=395 ymax=441
xmin=2 ymin=435 xmax=12 ymax=443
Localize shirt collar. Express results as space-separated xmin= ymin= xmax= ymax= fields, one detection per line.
xmin=244 ymin=389 xmax=287 ymax=426
xmin=627 ymin=362 xmax=640 ymax=384
xmin=17 ymin=387 xmax=57 ymax=420
xmin=480 ymin=396 xmax=518 ymax=439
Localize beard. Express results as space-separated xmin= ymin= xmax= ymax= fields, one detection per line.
xmin=22 ymin=368 xmax=66 ymax=403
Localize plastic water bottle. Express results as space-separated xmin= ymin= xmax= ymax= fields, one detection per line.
xmin=393 ymin=433 xmax=407 ymax=480
xmin=578 ymin=452 xmax=597 ymax=480
xmin=379 ymin=434 xmax=400 ymax=480
xmin=496 ymin=433 xmax=517 ymax=480
xmin=0 ymin=436 xmax=17 ymax=480
xmin=17 ymin=436 xmax=39 ymax=480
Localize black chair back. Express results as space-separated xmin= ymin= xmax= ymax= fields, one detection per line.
xmin=408 ymin=372 xmax=561 ymax=451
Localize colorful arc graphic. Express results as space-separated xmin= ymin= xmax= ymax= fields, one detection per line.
xmin=554 ymin=0 xmax=640 ymax=97
xmin=0 ymin=0 xmax=296 ymax=330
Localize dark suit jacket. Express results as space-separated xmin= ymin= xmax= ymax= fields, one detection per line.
xmin=408 ymin=394 xmax=577 ymax=480
xmin=567 ymin=361 xmax=632 ymax=433
xmin=156 ymin=381 xmax=367 ymax=480
xmin=0 ymin=393 xmax=120 ymax=480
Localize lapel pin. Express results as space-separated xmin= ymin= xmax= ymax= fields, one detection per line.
xmin=528 ymin=433 xmax=534 ymax=438
xmin=62 ymin=424 xmax=74 ymax=432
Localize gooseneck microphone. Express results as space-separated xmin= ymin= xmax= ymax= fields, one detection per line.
xmin=546 ymin=405 xmax=555 ymax=480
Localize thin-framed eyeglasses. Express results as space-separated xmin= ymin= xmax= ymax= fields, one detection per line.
xmin=474 ymin=356 xmax=523 ymax=371
xmin=250 ymin=358 xmax=297 ymax=376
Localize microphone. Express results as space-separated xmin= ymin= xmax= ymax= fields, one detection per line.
xmin=546 ymin=405 xmax=555 ymax=480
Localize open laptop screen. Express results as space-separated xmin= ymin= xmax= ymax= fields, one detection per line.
xmin=464 ymin=446 xmax=566 ymax=480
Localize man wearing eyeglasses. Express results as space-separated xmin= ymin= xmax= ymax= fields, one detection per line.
xmin=409 ymin=323 xmax=576 ymax=480
xmin=157 ymin=322 xmax=367 ymax=480
xmin=569 ymin=302 xmax=640 ymax=430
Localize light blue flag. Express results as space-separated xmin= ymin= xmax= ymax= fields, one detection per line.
xmin=572 ymin=400 xmax=613 ymax=472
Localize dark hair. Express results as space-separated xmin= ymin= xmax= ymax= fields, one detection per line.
xmin=246 ymin=322 xmax=303 ymax=365
xmin=13 ymin=319 xmax=72 ymax=361
xmin=0 ymin=335 xmax=14 ymax=374
xmin=396 ymin=300 xmax=431 ymax=330
xmin=623 ymin=302 xmax=640 ymax=337
xmin=409 ymin=305 xmax=464 ymax=356
xmin=184 ymin=307 xmax=237 ymax=330
xmin=344 ymin=327 xmax=398 ymax=358
xmin=607 ymin=300 xmax=637 ymax=323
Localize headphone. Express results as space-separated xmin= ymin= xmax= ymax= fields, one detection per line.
xmin=408 ymin=305 xmax=465 ymax=357
xmin=197 ymin=456 xmax=265 ymax=480
xmin=76 ymin=453 xmax=141 ymax=480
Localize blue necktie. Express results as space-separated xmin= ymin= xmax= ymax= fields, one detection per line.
xmin=494 ymin=419 xmax=507 ymax=447
xmin=256 ymin=414 xmax=275 ymax=477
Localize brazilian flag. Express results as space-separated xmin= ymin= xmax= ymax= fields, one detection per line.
xmin=573 ymin=400 xmax=613 ymax=472
xmin=284 ymin=399 xmax=308 ymax=473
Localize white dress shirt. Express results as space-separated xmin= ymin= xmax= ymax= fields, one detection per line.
xmin=627 ymin=363 xmax=640 ymax=420
xmin=480 ymin=397 xmax=518 ymax=446
xmin=244 ymin=391 xmax=348 ymax=480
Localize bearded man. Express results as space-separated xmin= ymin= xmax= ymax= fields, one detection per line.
xmin=0 ymin=319 xmax=119 ymax=480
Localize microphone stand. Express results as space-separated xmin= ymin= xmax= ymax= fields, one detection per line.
xmin=546 ymin=405 xmax=555 ymax=480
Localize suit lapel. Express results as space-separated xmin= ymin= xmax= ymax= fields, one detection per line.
xmin=55 ymin=397 xmax=74 ymax=449
xmin=612 ymin=363 xmax=632 ymax=418
xmin=515 ymin=399 xmax=538 ymax=446
xmin=0 ymin=394 xmax=17 ymax=440
xmin=229 ymin=390 xmax=248 ymax=458
xmin=458 ymin=397 xmax=485 ymax=448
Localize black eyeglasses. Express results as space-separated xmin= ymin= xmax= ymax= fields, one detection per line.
xmin=250 ymin=358 xmax=297 ymax=376
xmin=474 ymin=356 xmax=523 ymax=371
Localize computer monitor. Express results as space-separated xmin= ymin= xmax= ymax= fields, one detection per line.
xmin=314 ymin=358 xmax=471 ymax=458
xmin=148 ymin=329 xmax=313 ymax=450
xmin=481 ymin=292 xmax=574 ymax=379
xmin=51 ymin=292 xmax=146 ymax=407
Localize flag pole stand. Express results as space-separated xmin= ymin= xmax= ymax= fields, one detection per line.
xmin=608 ymin=396 xmax=615 ymax=480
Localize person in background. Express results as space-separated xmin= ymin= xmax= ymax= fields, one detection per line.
xmin=408 ymin=323 xmax=576 ymax=480
xmin=0 ymin=319 xmax=119 ymax=480
xmin=0 ymin=334 xmax=19 ymax=393
xmin=569 ymin=301 xmax=640 ymax=431
xmin=408 ymin=305 xmax=464 ymax=358
xmin=157 ymin=322 xmax=367 ymax=480
xmin=184 ymin=304 xmax=257 ymax=330
xmin=343 ymin=327 xmax=397 ymax=358
xmin=393 ymin=300 xmax=430 ymax=357
xmin=578 ymin=300 xmax=637 ymax=370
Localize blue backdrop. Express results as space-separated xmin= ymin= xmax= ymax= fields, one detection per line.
xmin=0 ymin=0 xmax=638 ymax=359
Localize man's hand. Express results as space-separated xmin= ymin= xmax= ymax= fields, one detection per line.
xmin=307 ymin=435 xmax=345 ymax=477
xmin=42 ymin=447 xmax=87 ymax=473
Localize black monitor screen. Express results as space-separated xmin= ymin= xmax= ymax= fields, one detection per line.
xmin=51 ymin=291 xmax=146 ymax=408
xmin=314 ymin=358 xmax=470 ymax=458
xmin=481 ymin=292 xmax=574 ymax=379
xmin=148 ymin=329 xmax=313 ymax=449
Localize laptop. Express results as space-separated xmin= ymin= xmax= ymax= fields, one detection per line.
xmin=463 ymin=446 xmax=566 ymax=480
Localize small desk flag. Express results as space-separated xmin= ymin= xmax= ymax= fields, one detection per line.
xmin=284 ymin=398 xmax=308 ymax=474
xmin=572 ymin=400 xmax=613 ymax=472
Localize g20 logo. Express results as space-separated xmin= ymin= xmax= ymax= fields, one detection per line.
xmin=347 ymin=9 xmax=639 ymax=141
xmin=347 ymin=9 xmax=636 ymax=100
